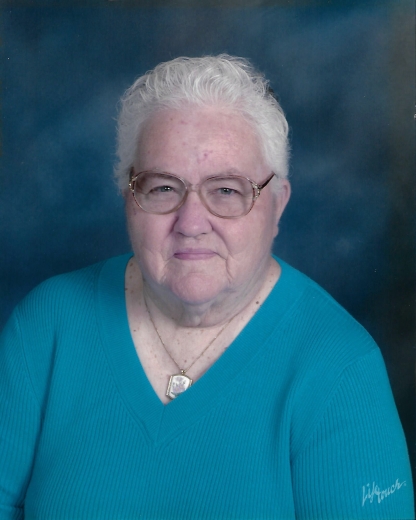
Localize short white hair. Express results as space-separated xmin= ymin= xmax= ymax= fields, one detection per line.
xmin=114 ymin=54 xmax=290 ymax=192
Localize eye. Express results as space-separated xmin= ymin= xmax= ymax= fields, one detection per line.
xmin=204 ymin=177 xmax=250 ymax=198
xmin=217 ymin=187 xmax=238 ymax=196
xmin=151 ymin=185 xmax=175 ymax=193
xmin=137 ymin=173 xmax=184 ymax=196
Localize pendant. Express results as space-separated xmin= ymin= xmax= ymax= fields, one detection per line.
xmin=166 ymin=371 xmax=193 ymax=400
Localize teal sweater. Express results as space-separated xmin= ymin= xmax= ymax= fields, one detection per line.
xmin=0 ymin=254 xmax=413 ymax=519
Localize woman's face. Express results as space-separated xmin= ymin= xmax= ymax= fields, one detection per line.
xmin=126 ymin=106 xmax=290 ymax=309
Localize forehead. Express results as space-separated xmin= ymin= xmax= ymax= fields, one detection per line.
xmin=135 ymin=106 xmax=266 ymax=177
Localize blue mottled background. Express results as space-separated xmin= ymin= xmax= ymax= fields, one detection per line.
xmin=1 ymin=0 xmax=414 ymax=474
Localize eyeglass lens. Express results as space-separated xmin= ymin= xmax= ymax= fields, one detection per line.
xmin=133 ymin=172 xmax=254 ymax=218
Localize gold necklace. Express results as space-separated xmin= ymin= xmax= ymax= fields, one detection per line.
xmin=143 ymin=295 xmax=235 ymax=400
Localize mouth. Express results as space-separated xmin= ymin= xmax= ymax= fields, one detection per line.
xmin=173 ymin=249 xmax=217 ymax=261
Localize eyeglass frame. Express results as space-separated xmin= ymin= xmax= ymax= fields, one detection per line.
xmin=128 ymin=169 xmax=276 ymax=219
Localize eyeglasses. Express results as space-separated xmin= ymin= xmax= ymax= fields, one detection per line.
xmin=129 ymin=170 xmax=275 ymax=219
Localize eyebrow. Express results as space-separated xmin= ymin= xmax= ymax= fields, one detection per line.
xmin=138 ymin=168 xmax=248 ymax=179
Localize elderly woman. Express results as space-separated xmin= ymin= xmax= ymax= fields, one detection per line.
xmin=0 ymin=55 xmax=413 ymax=520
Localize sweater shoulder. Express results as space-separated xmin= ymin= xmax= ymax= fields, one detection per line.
xmin=5 ymin=255 xmax=130 ymax=407
xmin=16 ymin=254 xmax=130 ymax=320
xmin=277 ymin=259 xmax=378 ymax=363
xmin=18 ymin=260 xmax=105 ymax=317
xmin=274 ymin=261 xmax=392 ymax=457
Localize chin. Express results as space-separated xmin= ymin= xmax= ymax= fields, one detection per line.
xmin=167 ymin=274 xmax=227 ymax=306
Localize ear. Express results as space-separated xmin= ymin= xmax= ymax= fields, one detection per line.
xmin=123 ymin=167 xmax=135 ymax=201
xmin=122 ymin=188 xmax=131 ymax=201
xmin=272 ymin=180 xmax=291 ymax=238
xmin=124 ymin=189 xmax=139 ymax=220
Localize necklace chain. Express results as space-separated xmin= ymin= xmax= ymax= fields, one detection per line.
xmin=143 ymin=294 xmax=234 ymax=375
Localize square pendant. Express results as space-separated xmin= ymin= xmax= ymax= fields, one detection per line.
xmin=166 ymin=373 xmax=193 ymax=400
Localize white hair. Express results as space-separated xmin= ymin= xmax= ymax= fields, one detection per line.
xmin=114 ymin=55 xmax=290 ymax=192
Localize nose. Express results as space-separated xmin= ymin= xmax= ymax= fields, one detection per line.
xmin=173 ymin=190 xmax=213 ymax=237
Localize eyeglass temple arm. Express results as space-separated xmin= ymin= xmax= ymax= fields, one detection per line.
xmin=128 ymin=168 xmax=136 ymax=191
xmin=253 ymin=173 xmax=276 ymax=198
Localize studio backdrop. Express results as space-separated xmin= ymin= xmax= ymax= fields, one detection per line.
xmin=1 ymin=0 xmax=414 ymax=476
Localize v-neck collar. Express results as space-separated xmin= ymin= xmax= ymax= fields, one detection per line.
xmin=96 ymin=254 xmax=303 ymax=447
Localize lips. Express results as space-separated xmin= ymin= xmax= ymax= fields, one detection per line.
xmin=173 ymin=248 xmax=217 ymax=260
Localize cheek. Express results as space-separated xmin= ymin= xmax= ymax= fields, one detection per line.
xmin=125 ymin=203 xmax=142 ymax=248
xmin=232 ymin=208 xmax=276 ymax=253
xmin=125 ymin=194 xmax=142 ymax=221
xmin=126 ymin=204 xmax=174 ymax=259
xmin=221 ymin=219 xmax=274 ymax=268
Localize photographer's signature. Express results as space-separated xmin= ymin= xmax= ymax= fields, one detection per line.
xmin=362 ymin=479 xmax=406 ymax=506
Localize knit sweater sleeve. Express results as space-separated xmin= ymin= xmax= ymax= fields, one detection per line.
xmin=0 ymin=310 xmax=42 ymax=520
xmin=291 ymin=348 xmax=414 ymax=519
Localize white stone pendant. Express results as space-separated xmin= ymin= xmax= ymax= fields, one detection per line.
xmin=166 ymin=373 xmax=193 ymax=400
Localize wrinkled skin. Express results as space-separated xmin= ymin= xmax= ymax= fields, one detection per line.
xmin=125 ymin=106 xmax=290 ymax=327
